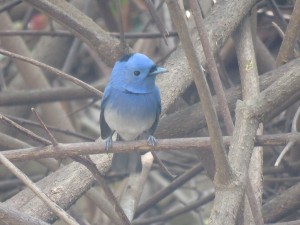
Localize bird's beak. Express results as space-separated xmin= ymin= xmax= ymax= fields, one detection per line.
xmin=149 ymin=67 xmax=168 ymax=76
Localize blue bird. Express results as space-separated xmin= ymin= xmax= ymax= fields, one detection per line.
xmin=100 ymin=53 xmax=168 ymax=174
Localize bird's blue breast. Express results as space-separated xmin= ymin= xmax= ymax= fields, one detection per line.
xmin=103 ymin=86 xmax=160 ymax=141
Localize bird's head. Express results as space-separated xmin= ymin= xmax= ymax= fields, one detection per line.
xmin=109 ymin=53 xmax=168 ymax=94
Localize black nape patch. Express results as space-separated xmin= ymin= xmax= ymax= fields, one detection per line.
xmin=149 ymin=65 xmax=157 ymax=73
xmin=119 ymin=53 xmax=134 ymax=62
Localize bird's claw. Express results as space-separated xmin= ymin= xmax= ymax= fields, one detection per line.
xmin=105 ymin=136 xmax=112 ymax=152
xmin=147 ymin=135 xmax=157 ymax=146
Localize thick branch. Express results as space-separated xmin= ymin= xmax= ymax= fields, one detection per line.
xmin=22 ymin=0 xmax=123 ymax=66
xmin=0 ymin=202 xmax=50 ymax=225
xmin=159 ymin=0 xmax=257 ymax=114
xmin=5 ymin=154 xmax=112 ymax=222
xmin=166 ymin=0 xmax=233 ymax=185
xmin=156 ymin=57 xmax=300 ymax=138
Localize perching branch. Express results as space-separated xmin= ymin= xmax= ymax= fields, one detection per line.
xmin=1 ymin=133 xmax=299 ymax=163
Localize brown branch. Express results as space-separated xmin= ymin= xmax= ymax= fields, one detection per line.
xmin=1 ymin=133 xmax=298 ymax=163
xmin=0 ymin=0 xmax=22 ymax=13
xmin=85 ymin=188 xmax=123 ymax=225
xmin=156 ymin=57 xmax=300 ymax=139
xmin=0 ymin=30 xmax=178 ymax=39
xmin=0 ymin=30 xmax=72 ymax=37
xmin=189 ymin=0 xmax=234 ymax=135
xmin=0 ymin=12 xmax=78 ymax=144
xmin=144 ymin=0 xmax=169 ymax=45
xmin=117 ymin=153 xmax=154 ymax=221
xmin=0 ymin=202 xmax=50 ymax=225
xmin=0 ymin=48 xmax=102 ymax=97
xmin=133 ymin=191 xmax=214 ymax=225
xmin=21 ymin=0 xmax=123 ymax=66
xmin=0 ymin=153 xmax=80 ymax=225
xmin=250 ymin=62 xmax=300 ymax=119
xmin=135 ymin=163 xmax=204 ymax=217
xmin=72 ymin=156 xmax=130 ymax=225
xmin=4 ymin=154 xmax=112 ymax=222
xmin=165 ymin=0 xmax=234 ymax=185
xmin=266 ymin=220 xmax=300 ymax=225
xmin=114 ymin=0 xmax=128 ymax=54
xmin=151 ymin=152 xmax=175 ymax=179
xmin=262 ymin=181 xmax=300 ymax=223
xmin=31 ymin=108 xmax=58 ymax=146
xmin=159 ymin=0 xmax=257 ymax=114
xmin=276 ymin=0 xmax=300 ymax=66
xmin=209 ymin=13 xmax=300 ymax=224
xmin=0 ymin=84 xmax=103 ymax=106
xmin=7 ymin=115 xmax=94 ymax=141
xmin=267 ymin=0 xmax=288 ymax=32
xmin=234 ymin=15 xmax=263 ymax=225
xmin=0 ymin=113 xmax=51 ymax=145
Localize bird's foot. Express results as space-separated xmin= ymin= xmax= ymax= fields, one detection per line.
xmin=147 ymin=135 xmax=157 ymax=146
xmin=105 ymin=136 xmax=113 ymax=152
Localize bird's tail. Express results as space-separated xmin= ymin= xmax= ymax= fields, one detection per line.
xmin=111 ymin=152 xmax=142 ymax=174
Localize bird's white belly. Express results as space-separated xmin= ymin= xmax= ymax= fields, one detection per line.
xmin=104 ymin=103 xmax=155 ymax=141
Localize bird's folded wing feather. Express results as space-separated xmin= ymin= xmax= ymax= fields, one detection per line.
xmin=100 ymin=86 xmax=113 ymax=139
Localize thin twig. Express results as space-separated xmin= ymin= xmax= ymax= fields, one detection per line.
xmin=133 ymin=191 xmax=214 ymax=225
xmin=72 ymin=156 xmax=130 ymax=225
xmin=0 ymin=48 xmax=102 ymax=97
xmin=0 ymin=69 xmax=7 ymax=90
xmin=31 ymin=108 xmax=58 ymax=146
xmin=115 ymin=0 xmax=128 ymax=54
xmin=0 ymin=30 xmax=178 ymax=39
xmin=268 ymin=0 xmax=287 ymax=32
xmin=67 ymin=98 xmax=100 ymax=117
xmin=189 ymin=0 xmax=234 ymax=135
xmin=0 ymin=0 xmax=22 ymax=13
xmin=144 ymin=0 xmax=169 ymax=45
xmin=62 ymin=0 xmax=92 ymax=74
xmin=151 ymin=152 xmax=176 ymax=179
xmin=276 ymin=0 xmax=300 ymax=66
xmin=7 ymin=115 xmax=94 ymax=141
xmin=135 ymin=163 xmax=204 ymax=217
xmin=85 ymin=188 xmax=123 ymax=225
xmin=0 ymin=153 xmax=80 ymax=225
xmin=142 ymin=0 xmax=165 ymax=32
xmin=0 ymin=113 xmax=51 ymax=145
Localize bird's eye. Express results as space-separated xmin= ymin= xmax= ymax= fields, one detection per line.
xmin=134 ymin=71 xmax=140 ymax=76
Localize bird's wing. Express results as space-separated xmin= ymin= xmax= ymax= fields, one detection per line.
xmin=100 ymin=86 xmax=113 ymax=139
xmin=148 ymin=89 xmax=161 ymax=135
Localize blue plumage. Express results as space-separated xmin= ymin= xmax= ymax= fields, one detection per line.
xmin=100 ymin=53 xmax=167 ymax=174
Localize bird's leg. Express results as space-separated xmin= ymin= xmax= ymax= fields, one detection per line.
xmin=147 ymin=135 xmax=157 ymax=146
xmin=105 ymin=135 xmax=113 ymax=152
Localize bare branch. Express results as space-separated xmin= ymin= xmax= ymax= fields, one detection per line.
xmin=189 ymin=0 xmax=234 ymax=135
xmin=1 ymin=133 xmax=298 ymax=163
xmin=0 ymin=153 xmax=80 ymax=225
xmin=0 ymin=48 xmax=102 ymax=97
xmin=165 ymin=0 xmax=234 ymax=184
xmin=21 ymin=0 xmax=123 ymax=66
xmin=276 ymin=0 xmax=300 ymax=66
xmin=0 ymin=202 xmax=50 ymax=225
